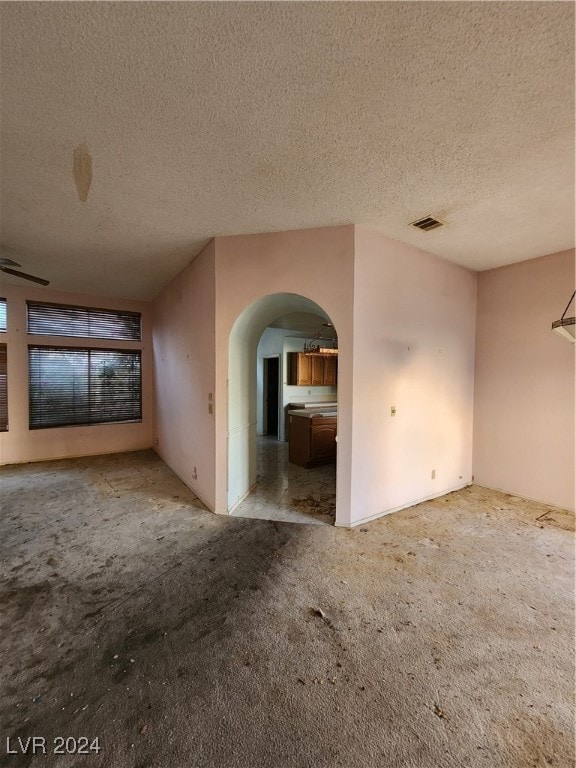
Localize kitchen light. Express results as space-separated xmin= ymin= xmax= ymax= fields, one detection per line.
xmin=552 ymin=290 xmax=576 ymax=342
xmin=302 ymin=321 xmax=338 ymax=354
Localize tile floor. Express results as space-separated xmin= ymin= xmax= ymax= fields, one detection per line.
xmin=231 ymin=436 xmax=336 ymax=525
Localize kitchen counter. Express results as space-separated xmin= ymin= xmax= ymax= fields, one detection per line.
xmin=288 ymin=410 xmax=337 ymax=467
xmin=284 ymin=401 xmax=337 ymax=440
xmin=288 ymin=409 xmax=337 ymax=419
xmin=288 ymin=401 xmax=338 ymax=409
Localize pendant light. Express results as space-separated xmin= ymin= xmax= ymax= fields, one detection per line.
xmin=552 ymin=291 xmax=576 ymax=342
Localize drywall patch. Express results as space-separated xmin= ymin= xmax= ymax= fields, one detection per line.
xmin=73 ymin=144 xmax=92 ymax=202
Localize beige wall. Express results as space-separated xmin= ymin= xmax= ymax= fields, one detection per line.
xmin=473 ymin=249 xmax=575 ymax=510
xmin=351 ymin=228 xmax=477 ymax=524
xmin=152 ymin=240 xmax=216 ymax=510
xmin=0 ymin=284 xmax=153 ymax=464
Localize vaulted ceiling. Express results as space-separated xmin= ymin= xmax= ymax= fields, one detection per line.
xmin=0 ymin=2 xmax=574 ymax=300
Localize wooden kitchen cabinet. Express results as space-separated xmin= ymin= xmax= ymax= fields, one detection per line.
xmin=311 ymin=420 xmax=337 ymax=461
xmin=323 ymin=355 xmax=338 ymax=386
xmin=289 ymin=414 xmax=337 ymax=468
xmin=288 ymin=353 xmax=338 ymax=386
xmin=311 ymin=355 xmax=324 ymax=385
xmin=289 ymin=352 xmax=312 ymax=385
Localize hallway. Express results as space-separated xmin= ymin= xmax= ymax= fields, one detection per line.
xmin=231 ymin=437 xmax=336 ymax=526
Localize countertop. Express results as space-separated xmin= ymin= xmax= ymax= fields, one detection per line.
xmin=288 ymin=409 xmax=337 ymax=419
xmin=288 ymin=401 xmax=338 ymax=409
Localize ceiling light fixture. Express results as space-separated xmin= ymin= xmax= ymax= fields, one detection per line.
xmin=303 ymin=322 xmax=338 ymax=354
xmin=552 ymin=290 xmax=575 ymax=342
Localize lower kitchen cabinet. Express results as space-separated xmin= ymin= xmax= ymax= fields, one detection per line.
xmin=289 ymin=414 xmax=337 ymax=468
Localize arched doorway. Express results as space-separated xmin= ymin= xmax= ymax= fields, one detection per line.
xmin=227 ymin=292 xmax=338 ymax=524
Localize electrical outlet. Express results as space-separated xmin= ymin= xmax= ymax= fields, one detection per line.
xmin=391 ymin=406 xmax=397 ymax=417
xmin=431 ymin=469 xmax=436 ymax=479
xmin=192 ymin=466 xmax=198 ymax=479
xmin=208 ymin=403 xmax=213 ymax=414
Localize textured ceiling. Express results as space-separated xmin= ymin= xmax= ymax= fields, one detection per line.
xmin=0 ymin=2 xmax=574 ymax=300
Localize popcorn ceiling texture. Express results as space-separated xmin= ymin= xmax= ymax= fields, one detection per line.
xmin=0 ymin=2 xmax=573 ymax=299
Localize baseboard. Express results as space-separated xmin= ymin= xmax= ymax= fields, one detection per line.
xmin=227 ymin=482 xmax=258 ymax=515
xmin=472 ymin=482 xmax=574 ymax=513
xmin=335 ymin=482 xmax=470 ymax=528
xmin=151 ymin=447 xmax=215 ymax=513
xmin=0 ymin=444 xmax=154 ymax=467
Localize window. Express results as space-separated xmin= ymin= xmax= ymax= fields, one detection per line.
xmin=0 ymin=344 xmax=7 ymax=431
xmin=29 ymin=346 xmax=141 ymax=429
xmin=27 ymin=301 xmax=141 ymax=341
xmin=0 ymin=298 xmax=6 ymax=332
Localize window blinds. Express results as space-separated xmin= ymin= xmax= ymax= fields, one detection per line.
xmin=29 ymin=346 xmax=142 ymax=429
xmin=27 ymin=302 xmax=141 ymax=341
xmin=0 ymin=344 xmax=7 ymax=431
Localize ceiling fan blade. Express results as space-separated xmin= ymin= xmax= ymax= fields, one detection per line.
xmin=0 ymin=266 xmax=50 ymax=286
xmin=0 ymin=257 xmax=22 ymax=268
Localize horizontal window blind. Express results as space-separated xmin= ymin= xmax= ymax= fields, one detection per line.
xmin=0 ymin=344 xmax=7 ymax=431
xmin=27 ymin=302 xmax=141 ymax=341
xmin=29 ymin=346 xmax=142 ymax=429
xmin=0 ymin=298 xmax=6 ymax=332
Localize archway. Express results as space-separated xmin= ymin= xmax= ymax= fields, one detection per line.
xmin=227 ymin=292 xmax=338 ymax=523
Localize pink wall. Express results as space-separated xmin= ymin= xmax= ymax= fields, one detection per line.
xmin=152 ymin=240 xmax=216 ymax=510
xmin=0 ymin=284 xmax=153 ymax=464
xmin=6 ymin=232 xmax=570 ymax=520
xmin=473 ymin=249 xmax=575 ymax=510
xmin=351 ymin=228 xmax=477 ymax=524
xmin=214 ymin=226 xmax=355 ymax=522
xmin=153 ymin=224 xmax=477 ymax=527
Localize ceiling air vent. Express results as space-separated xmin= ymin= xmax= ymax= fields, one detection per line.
xmin=411 ymin=215 xmax=444 ymax=231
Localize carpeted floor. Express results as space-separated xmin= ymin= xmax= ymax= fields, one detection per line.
xmin=0 ymin=450 xmax=574 ymax=768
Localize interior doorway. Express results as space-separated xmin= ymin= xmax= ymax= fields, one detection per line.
xmin=226 ymin=291 xmax=346 ymax=524
xmin=263 ymin=355 xmax=280 ymax=438
xmin=227 ymin=292 xmax=341 ymax=525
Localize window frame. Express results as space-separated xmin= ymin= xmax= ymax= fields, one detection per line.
xmin=28 ymin=344 xmax=142 ymax=430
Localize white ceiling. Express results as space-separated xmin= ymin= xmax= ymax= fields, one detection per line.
xmin=0 ymin=2 xmax=574 ymax=300
xmin=269 ymin=311 xmax=333 ymax=336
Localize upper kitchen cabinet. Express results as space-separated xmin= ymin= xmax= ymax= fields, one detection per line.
xmin=323 ymin=355 xmax=338 ymax=386
xmin=289 ymin=351 xmax=311 ymax=385
xmin=288 ymin=352 xmax=338 ymax=386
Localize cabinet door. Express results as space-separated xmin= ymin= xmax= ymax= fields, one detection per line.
xmin=299 ymin=354 xmax=312 ymax=385
xmin=323 ymin=356 xmax=338 ymax=386
xmin=311 ymin=355 xmax=324 ymax=385
xmin=310 ymin=423 xmax=337 ymax=459
xmin=289 ymin=353 xmax=312 ymax=385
